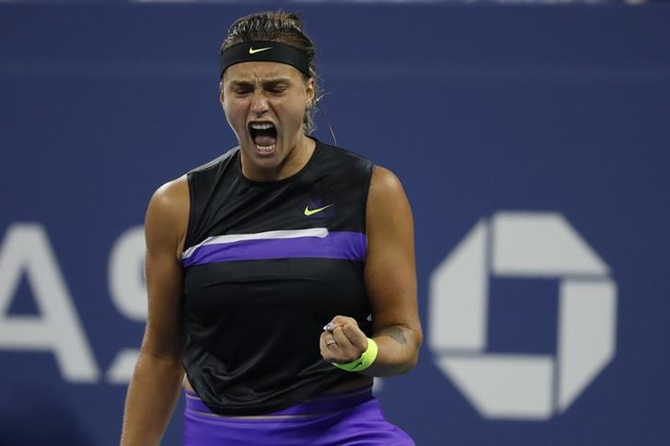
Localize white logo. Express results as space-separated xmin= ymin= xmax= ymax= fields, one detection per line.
xmin=429 ymin=212 xmax=617 ymax=420
xmin=0 ymin=223 xmax=148 ymax=384
xmin=0 ymin=224 xmax=99 ymax=382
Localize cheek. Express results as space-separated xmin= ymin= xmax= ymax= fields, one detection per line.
xmin=280 ymin=100 xmax=308 ymax=126
xmin=223 ymin=109 xmax=249 ymax=142
xmin=224 ymin=100 xmax=246 ymax=126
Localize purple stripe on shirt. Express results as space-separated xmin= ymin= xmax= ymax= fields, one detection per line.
xmin=183 ymin=231 xmax=367 ymax=267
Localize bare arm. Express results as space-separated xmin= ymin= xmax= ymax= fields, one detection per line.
xmin=120 ymin=176 xmax=189 ymax=446
xmin=320 ymin=167 xmax=422 ymax=376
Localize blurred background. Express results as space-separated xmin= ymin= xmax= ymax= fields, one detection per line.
xmin=1 ymin=1 xmax=669 ymax=445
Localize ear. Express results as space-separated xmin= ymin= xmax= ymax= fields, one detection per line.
xmin=219 ymin=81 xmax=225 ymax=104
xmin=305 ymin=77 xmax=315 ymax=107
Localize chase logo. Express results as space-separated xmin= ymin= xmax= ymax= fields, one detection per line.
xmin=429 ymin=211 xmax=617 ymax=421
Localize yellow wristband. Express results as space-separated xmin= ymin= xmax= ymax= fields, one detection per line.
xmin=333 ymin=338 xmax=378 ymax=372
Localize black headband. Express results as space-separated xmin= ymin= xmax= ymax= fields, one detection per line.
xmin=220 ymin=41 xmax=311 ymax=78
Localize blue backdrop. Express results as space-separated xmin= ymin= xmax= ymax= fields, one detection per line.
xmin=1 ymin=2 xmax=669 ymax=445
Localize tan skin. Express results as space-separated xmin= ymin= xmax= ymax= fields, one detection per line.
xmin=120 ymin=60 xmax=422 ymax=446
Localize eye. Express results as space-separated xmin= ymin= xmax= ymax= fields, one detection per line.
xmin=264 ymin=81 xmax=290 ymax=96
xmin=267 ymin=86 xmax=287 ymax=95
xmin=233 ymin=86 xmax=253 ymax=96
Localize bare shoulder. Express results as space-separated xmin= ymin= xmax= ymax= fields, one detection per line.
xmin=369 ymin=166 xmax=402 ymax=192
xmin=145 ymin=175 xmax=190 ymax=258
xmin=148 ymin=175 xmax=189 ymax=213
xmin=367 ymin=166 xmax=412 ymax=221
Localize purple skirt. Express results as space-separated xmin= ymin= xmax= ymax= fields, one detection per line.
xmin=183 ymin=386 xmax=415 ymax=446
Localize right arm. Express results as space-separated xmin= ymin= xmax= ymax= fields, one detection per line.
xmin=120 ymin=176 xmax=190 ymax=446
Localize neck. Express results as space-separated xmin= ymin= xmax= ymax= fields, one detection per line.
xmin=242 ymin=134 xmax=315 ymax=182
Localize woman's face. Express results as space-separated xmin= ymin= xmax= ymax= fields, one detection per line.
xmin=221 ymin=61 xmax=315 ymax=181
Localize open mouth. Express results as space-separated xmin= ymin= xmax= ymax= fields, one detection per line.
xmin=249 ymin=122 xmax=277 ymax=153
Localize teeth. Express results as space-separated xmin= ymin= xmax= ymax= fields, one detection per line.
xmin=256 ymin=144 xmax=276 ymax=153
xmin=250 ymin=123 xmax=274 ymax=130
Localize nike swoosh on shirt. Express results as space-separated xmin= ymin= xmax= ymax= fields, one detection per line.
xmin=304 ymin=204 xmax=333 ymax=216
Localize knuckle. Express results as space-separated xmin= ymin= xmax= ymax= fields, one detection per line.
xmin=344 ymin=353 xmax=359 ymax=362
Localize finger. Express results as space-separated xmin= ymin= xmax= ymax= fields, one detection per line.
xmin=323 ymin=315 xmax=356 ymax=332
xmin=331 ymin=326 xmax=354 ymax=349
xmin=329 ymin=318 xmax=365 ymax=349
xmin=331 ymin=327 xmax=363 ymax=362
xmin=340 ymin=322 xmax=368 ymax=351
xmin=323 ymin=330 xmax=338 ymax=347
xmin=319 ymin=331 xmax=339 ymax=359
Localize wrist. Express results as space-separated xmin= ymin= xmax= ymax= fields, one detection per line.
xmin=333 ymin=338 xmax=378 ymax=372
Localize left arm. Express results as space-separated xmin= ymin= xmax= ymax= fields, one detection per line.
xmin=320 ymin=166 xmax=422 ymax=376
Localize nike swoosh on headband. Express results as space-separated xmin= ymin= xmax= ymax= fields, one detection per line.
xmin=249 ymin=46 xmax=272 ymax=55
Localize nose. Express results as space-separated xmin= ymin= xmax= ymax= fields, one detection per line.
xmin=250 ymin=90 xmax=269 ymax=117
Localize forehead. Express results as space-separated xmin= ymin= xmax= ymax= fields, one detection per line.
xmin=223 ymin=61 xmax=303 ymax=83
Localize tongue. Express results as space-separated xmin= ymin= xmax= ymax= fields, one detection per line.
xmin=253 ymin=134 xmax=277 ymax=147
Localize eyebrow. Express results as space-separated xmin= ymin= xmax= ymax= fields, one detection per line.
xmin=229 ymin=78 xmax=293 ymax=89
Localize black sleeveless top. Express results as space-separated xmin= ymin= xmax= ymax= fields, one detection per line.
xmin=181 ymin=139 xmax=375 ymax=416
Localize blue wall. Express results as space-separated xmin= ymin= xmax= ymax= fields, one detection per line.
xmin=1 ymin=3 xmax=669 ymax=445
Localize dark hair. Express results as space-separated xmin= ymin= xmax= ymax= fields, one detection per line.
xmin=221 ymin=11 xmax=320 ymax=133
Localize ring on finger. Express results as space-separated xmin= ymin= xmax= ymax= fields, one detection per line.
xmin=326 ymin=338 xmax=337 ymax=346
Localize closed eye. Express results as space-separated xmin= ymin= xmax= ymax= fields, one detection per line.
xmin=267 ymin=86 xmax=287 ymax=94
xmin=233 ymin=87 xmax=253 ymax=96
xmin=263 ymin=80 xmax=291 ymax=95
xmin=228 ymin=79 xmax=292 ymax=96
xmin=229 ymin=81 xmax=254 ymax=96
